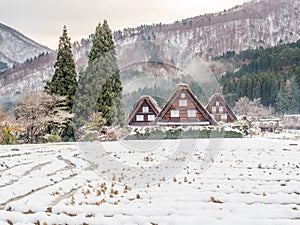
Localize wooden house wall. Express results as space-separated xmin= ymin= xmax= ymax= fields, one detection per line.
xmin=160 ymin=91 xmax=206 ymax=122
xmin=207 ymin=96 xmax=235 ymax=123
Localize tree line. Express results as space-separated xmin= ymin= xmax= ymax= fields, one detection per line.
xmin=0 ymin=21 xmax=124 ymax=144
xmin=219 ymin=40 xmax=300 ymax=115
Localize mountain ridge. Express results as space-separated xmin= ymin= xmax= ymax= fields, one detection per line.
xmin=1 ymin=0 xmax=300 ymax=97
xmin=112 ymin=0 xmax=300 ymax=66
xmin=0 ymin=22 xmax=53 ymax=69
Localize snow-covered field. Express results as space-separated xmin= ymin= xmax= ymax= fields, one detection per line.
xmin=0 ymin=137 xmax=300 ymax=225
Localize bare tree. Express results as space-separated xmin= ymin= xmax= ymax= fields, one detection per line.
xmin=234 ymin=97 xmax=273 ymax=119
xmin=15 ymin=92 xmax=73 ymax=143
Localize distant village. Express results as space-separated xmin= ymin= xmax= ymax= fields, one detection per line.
xmin=125 ymin=83 xmax=299 ymax=136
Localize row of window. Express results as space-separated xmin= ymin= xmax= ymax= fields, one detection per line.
xmin=211 ymin=106 xmax=224 ymax=114
xmin=214 ymin=114 xmax=228 ymax=120
xmin=136 ymin=114 xmax=155 ymax=122
xmin=136 ymin=112 xmax=228 ymax=122
xmin=170 ymin=109 xmax=196 ymax=118
xmin=136 ymin=109 xmax=198 ymax=122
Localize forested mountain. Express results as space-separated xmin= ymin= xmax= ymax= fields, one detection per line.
xmin=1 ymin=0 xmax=300 ymax=101
xmin=0 ymin=53 xmax=55 ymax=96
xmin=219 ymin=39 xmax=300 ymax=114
xmin=113 ymin=0 xmax=300 ymax=67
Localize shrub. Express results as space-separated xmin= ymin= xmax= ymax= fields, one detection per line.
xmin=1 ymin=125 xmax=17 ymax=144
xmin=165 ymin=128 xmax=182 ymax=139
xmin=39 ymin=134 xmax=62 ymax=143
xmin=124 ymin=127 xmax=243 ymax=140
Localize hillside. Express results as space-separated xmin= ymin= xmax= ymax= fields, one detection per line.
xmin=0 ymin=53 xmax=56 ymax=96
xmin=72 ymin=0 xmax=300 ymax=69
xmin=218 ymin=39 xmax=300 ymax=114
xmin=0 ymin=23 xmax=53 ymax=70
xmin=1 ymin=0 xmax=300 ymax=97
xmin=113 ymin=0 xmax=300 ymax=66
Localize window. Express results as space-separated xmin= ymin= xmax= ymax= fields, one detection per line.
xmin=147 ymin=114 xmax=155 ymax=121
xmin=142 ymin=106 xmax=149 ymax=113
xmin=170 ymin=110 xmax=180 ymax=117
xmin=219 ymin=106 xmax=224 ymax=113
xmin=187 ymin=109 xmax=196 ymax=118
xmin=136 ymin=115 xmax=144 ymax=121
xmin=221 ymin=114 xmax=227 ymax=121
xmin=179 ymin=99 xmax=187 ymax=107
xmin=216 ymin=101 xmax=220 ymax=106
xmin=212 ymin=106 xmax=217 ymax=113
xmin=181 ymin=92 xmax=186 ymax=98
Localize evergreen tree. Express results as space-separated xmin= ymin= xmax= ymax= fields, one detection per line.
xmin=254 ymin=79 xmax=262 ymax=99
xmin=290 ymin=77 xmax=300 ymax=113
xmin=275 ymin=79 xmax=290 ymax=116
xmin=45 ymin=25 xmax=77 ymax=111
xmin=294 ymin=67 xmax=300 ymax=86
xmin=89 ymin=20 xmax=124 ymax=126
xmin=76 ymin=20 xmax=124 ymax=128
xmin=44 ymin=26 xmax=78 ymax=141
xmin=88 ymin=20 xmax=115 ymax=64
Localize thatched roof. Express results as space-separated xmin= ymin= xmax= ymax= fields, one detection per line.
xmin=155 ymin=83 xmax=218 ymax=126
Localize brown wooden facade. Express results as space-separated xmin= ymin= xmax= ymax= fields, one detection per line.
xmin=206 ymin=93 xmax=237 ymax=123
xmin=126 ymin=96 xmax=161 ymax=126
xmin=154 ymin=84 xmax=218 ymax=126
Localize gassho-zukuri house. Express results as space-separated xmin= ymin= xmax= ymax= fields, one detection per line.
xmin=154 ymin=83 xmax=217 ymax=126
xmin=126 ymin=83 xmax=238 ymax=127
xmin=125 ymin=95 xmax=161 ymax=126
xmin=206 ymin=93 xmax=237 ymax=123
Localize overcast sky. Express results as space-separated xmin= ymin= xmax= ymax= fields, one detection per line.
xmin=1 ymin=0 xmax=249 ymax=49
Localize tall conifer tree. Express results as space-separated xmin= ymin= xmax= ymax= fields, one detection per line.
xmin=275 ymin=79 xmax=290 ymax=116
xmin=45 ymin=25 xmax=77 ymax=141
xmin=45 ymin=25 xmax=77 ymax=112
xmin=87 ymin=20 xmax=124 ymax=126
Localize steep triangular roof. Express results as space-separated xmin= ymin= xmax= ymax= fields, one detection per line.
xmin=206 ymin=93 xmax=237 ymax=123
xmin=154 ymin=84 xmax=218 ymax=126
xmin=126 ymin=95 xmax=161 ymax=126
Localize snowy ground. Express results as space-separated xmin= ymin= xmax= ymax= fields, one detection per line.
xmin=0 ymin=137 xmax=300 ymax=225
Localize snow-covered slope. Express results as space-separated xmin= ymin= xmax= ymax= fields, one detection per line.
xmin=40 ymin=0 xmax=300 ymax=76
xmin=1 ymin=0 xmax=300 ymax=97
xmin=0 ymin=138 xmax=299 ymax=224
xmin=0 ymin=23 xmax=52 ymax=68
xmin=113 ymin=0 xmax=300 ymax=67
xmin=0 ymin=53 xmax=56 ymax=96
